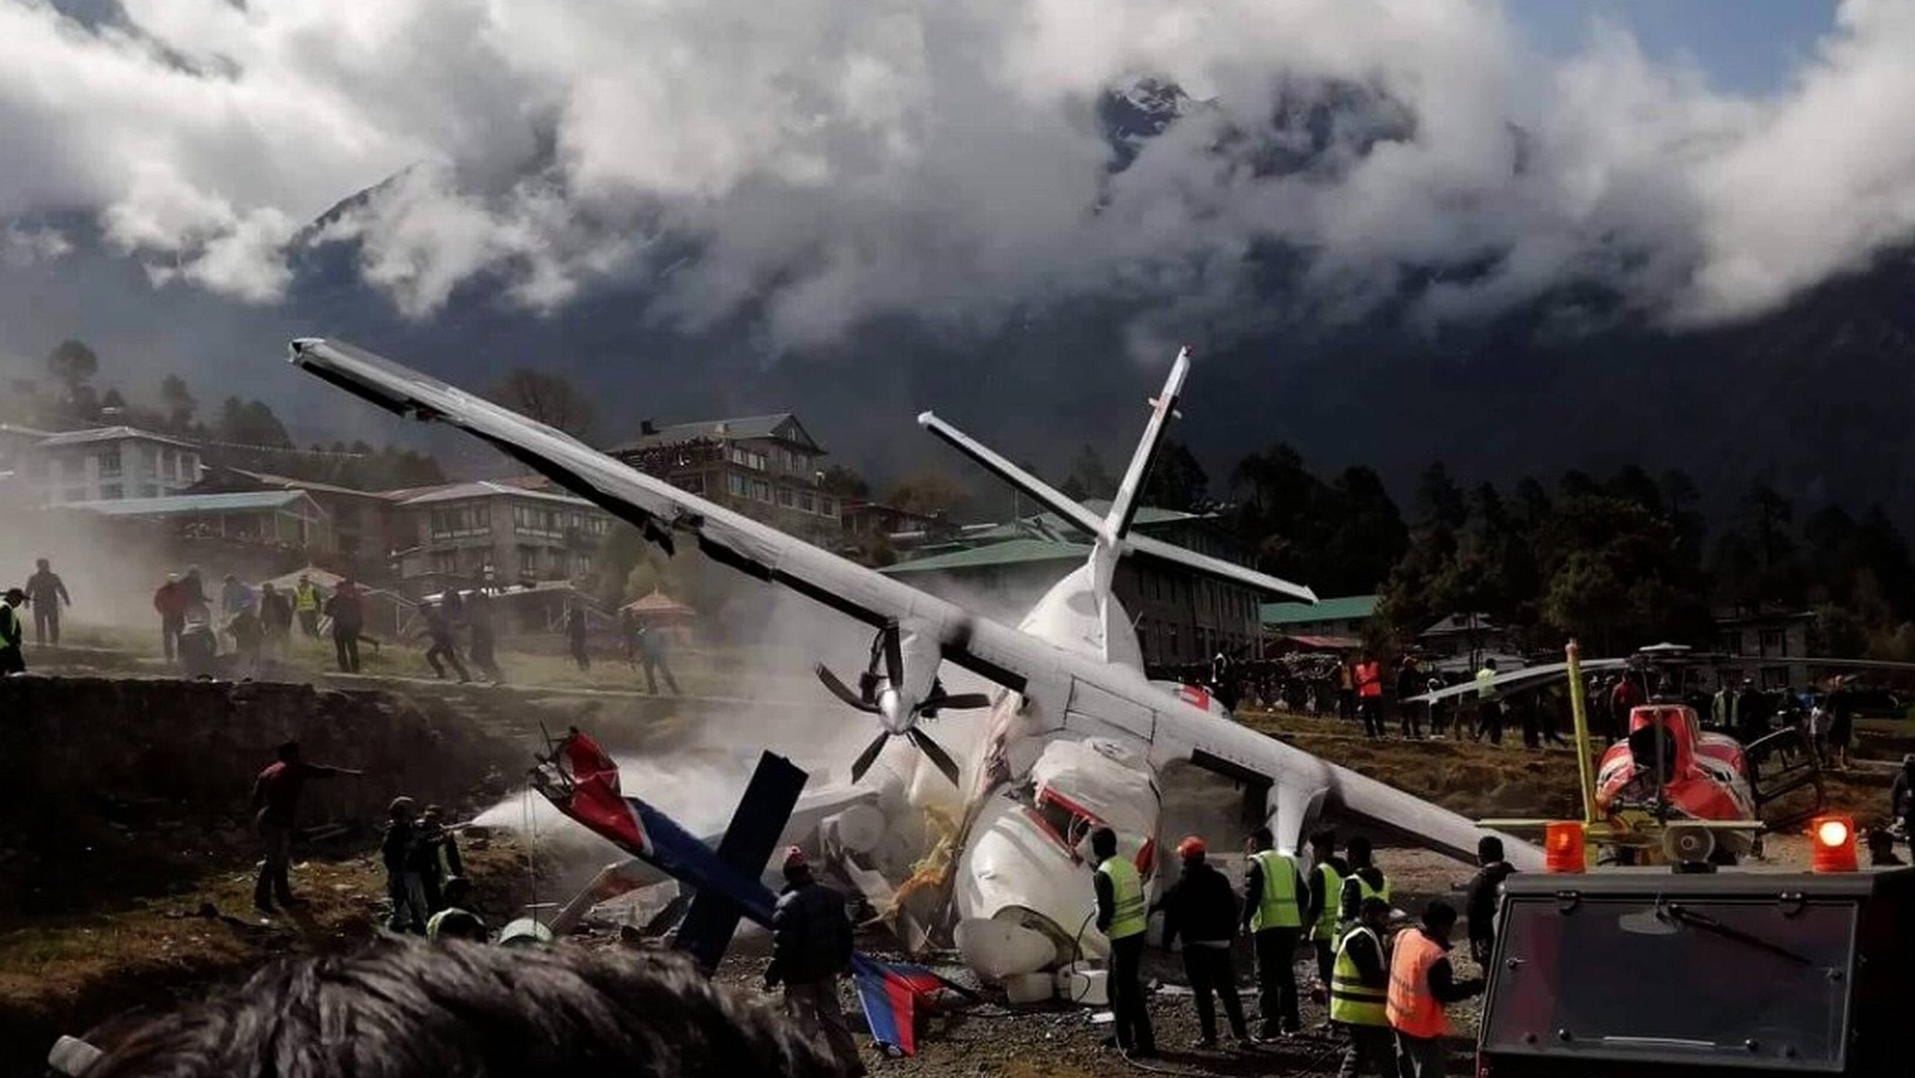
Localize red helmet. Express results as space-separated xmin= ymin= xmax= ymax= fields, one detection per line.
xmin=1177 ymin=836 xmax=1207 ymax=859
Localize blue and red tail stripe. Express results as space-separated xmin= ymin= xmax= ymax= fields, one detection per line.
xmin=851 ymin=956 xmax=950 ymax=1057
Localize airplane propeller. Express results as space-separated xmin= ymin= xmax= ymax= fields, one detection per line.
xmin=815 ymin=619 xmax=990 ymax=786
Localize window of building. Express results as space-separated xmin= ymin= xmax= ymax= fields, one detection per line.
xmin=430 ymin=549 xmax=459 ymax=575
xmin=798 ymin=491 xmax=816 ymax=513
xmin=819 ymin=496 xmax=836 ymax=518
xmin=429 ymin=503 xmax=490 ymax=539
xmin=1718 ymin=631 xmax=1743 ymax=656
xmin=728 ymin=473 xmax=749 ymax=497
xmin=98 ymin=448 xmax=121 ymax=477
xmin=515 ymin=545 xmax=542 ymax=576
xmin=575 ymin=553 xmax=594 ymax=576
xmin=777 ymin=487 xmax=795 ymax=508
xmin=675 ymin=473 xmax=705 ymax=494
xmin=729 ymin=446 xmax=766 ymax=470
xmin=99 ymin=483 xmax=123 ymax=500
xmin=1759 ymin=629 xmax=1786 ymax=657
xmin=752 ymin=479 xmax=772 ymax=503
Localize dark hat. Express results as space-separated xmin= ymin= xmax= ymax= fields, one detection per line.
xmin=3 ymin=587 xmax=24 ymax=601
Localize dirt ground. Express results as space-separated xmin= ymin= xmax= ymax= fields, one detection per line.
xmin=2 ymin=636 xmax=1903 ymax=1077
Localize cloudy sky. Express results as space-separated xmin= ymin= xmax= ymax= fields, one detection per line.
xmin=0 ymin=0 xmax=1910 ymax=451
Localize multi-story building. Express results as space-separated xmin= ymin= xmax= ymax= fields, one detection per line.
xmin=1713 ymin=607 xmax=1815 ymax=689
xmin=389 ymin=480 xmax=614 ymax=595
xmin=191 ymin=467 xmax=402 ymax=565
xmin=24 ymin=426 xmax=203 ymax=505
xmin=609 ymin=413 xmax=843 ymax=543
xmin=66 ymin=490 xmax=335 ymax=554
xmin=1261 ymin=594 xmax=1379 ymax=648
xmin=882 ymin=502 xmax=1262 ymax=672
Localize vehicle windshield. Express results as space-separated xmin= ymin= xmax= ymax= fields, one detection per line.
xmin=1482 ymin=895 xmax=1855 ymax=1070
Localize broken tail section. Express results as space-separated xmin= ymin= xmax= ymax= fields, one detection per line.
xmin=533 ymin=730 xmax=949 ymax=1056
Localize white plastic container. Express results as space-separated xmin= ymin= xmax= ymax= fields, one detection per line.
xmin=1055 ymin=967 xmax=1109 ymax=1006
xmin=1004 ymin=971 xmax=1056 ymax=1005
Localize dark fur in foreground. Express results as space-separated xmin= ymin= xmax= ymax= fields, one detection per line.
xmin=89 ymin=939 xmax=844 ymax=1077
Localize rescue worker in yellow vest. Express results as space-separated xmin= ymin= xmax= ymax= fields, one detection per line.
xmin=1305 ymin=830 xmax=1350 ymax=1000
xmin=1474 ymin=658 xmax=1503 ymax=744
xmin=1337 ymin=836 xmax=1392 ymax=934
xmin=1092 ymin=826 xmax=1156 ymax=1059
xmin=1387 ymin=901 xmax=1484 ymax=1078
xmin=1330 ymin=897 xmax=1394 ymax=1078
xmin=293 ymin=575 xmax=322 ymax=638
xmin=0 ymin=588 xmax=26 ymax=675
xmin=1240 ymin=825 xmax=1306 ymax=1038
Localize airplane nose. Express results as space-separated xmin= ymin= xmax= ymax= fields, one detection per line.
xmin=953 ymin=796 xmax=1102 ymax=975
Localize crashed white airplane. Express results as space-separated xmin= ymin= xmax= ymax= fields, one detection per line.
xmin=290 ymin=338 xmax=1542 ymax=981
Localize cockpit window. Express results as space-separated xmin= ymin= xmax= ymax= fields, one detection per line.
xmin=1029 ymin=787 xmax=1099 ymax=859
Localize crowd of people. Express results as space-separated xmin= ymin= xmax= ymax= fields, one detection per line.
xmin=1093 ymin=824 xmax=1511 ymax=1078
xmin=1198 ymin=642 xmax=1884 ymax=770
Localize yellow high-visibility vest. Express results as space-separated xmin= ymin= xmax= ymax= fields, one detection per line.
xmin=1098 ymin=856 xmax=1148 ymax=940
xmin=1329 ymin=926 xmax=1389 ymax=1027
xmin=1311 ymin=862 xmax=1345 ymax=941
xmin=1249 ymin=849 xmax=1303 ymax=932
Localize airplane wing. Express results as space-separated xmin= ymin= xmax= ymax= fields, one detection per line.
xmin=1146 ymin=709 xmax=1549 ymax=871
xmin=293 ymin=338 xmax=1539 ymax=870
xmin=291 ymin=337 xmax=1096 ymax=703
xmin=1404 ymin=658 xmax=1630 ymax=705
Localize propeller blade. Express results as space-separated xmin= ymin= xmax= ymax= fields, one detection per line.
xmin=909 ymin=729 xmax=962 ymax=786
xmin=817 ymin=665 xmax=879 ymax=713
xmin=882 ymin=619 xmax=905 ymax=688
xmin=849 ymin=732 xmax=890 ymax=783
xmin=922 ymin=692 xmax=992 ymax=712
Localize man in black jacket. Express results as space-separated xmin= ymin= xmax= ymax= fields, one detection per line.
xmin=1462 ymin=836 xmax=1514 ymax=966
xmin=767 ymin=847 xmax=864 ymax=1077
xmin=1153 ymin=835 xmax=1250 ymax=1047
xmin=24 ymin=557 xmax=70 ymax=646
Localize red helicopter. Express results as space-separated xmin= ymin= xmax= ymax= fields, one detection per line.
xmin=1456 ymin=643 xmax=1850 ymax=864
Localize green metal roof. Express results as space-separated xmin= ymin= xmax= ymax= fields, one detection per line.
xmin=65 ymin=490 xmax=310 ymax=516
xmin=882 ymin=538 xmax=1089 ymax=575
xmin=1261 ymin=593 xmax=1379 ymax=626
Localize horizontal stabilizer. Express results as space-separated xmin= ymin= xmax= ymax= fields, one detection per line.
xmin=916 ymin=410 xmax=1314 ymax=601
xmin=917 ymin=412 xmax=1104 ymax=536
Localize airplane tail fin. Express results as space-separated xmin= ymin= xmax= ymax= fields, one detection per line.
xmin=1100 ymin=346 xmax=1189 ymax=547
xmin=849 ymin=954 xmax=971 ymax=1057
xmin=918 ymin=349 xmax=1315 ymax=605
xmin=533 ymin=730 xmax=784 ymax=931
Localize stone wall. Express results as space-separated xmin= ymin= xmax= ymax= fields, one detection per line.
xmin=0 ymin=676 xmax=528 ymax=916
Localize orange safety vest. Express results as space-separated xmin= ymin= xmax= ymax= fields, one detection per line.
xmin=1355 ymin=661 xmax=1384 ymax=698
xmin=1386 ymin=928 xmax=1450 ymax=1039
